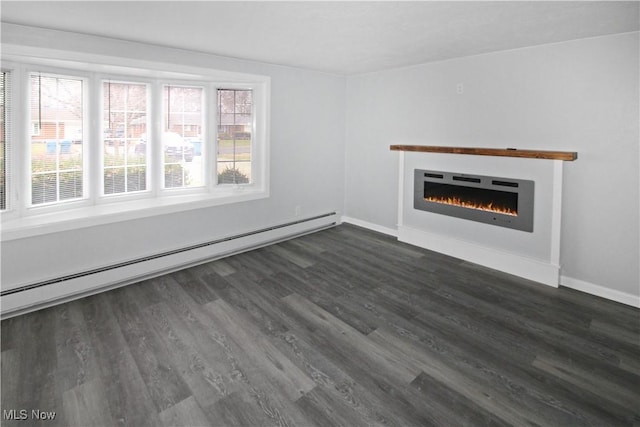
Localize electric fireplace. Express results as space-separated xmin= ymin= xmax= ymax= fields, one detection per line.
xmin=414 ymin=169 xmax=534 ymax=232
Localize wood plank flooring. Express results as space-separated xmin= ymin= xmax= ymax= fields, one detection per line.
xmin=2 ymin=224 xmax=639 ymax=426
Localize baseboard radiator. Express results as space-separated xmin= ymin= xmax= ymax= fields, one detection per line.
xmin=1 ymin=212 xmax=338 ymax=319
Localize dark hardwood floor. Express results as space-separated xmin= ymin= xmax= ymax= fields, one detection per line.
xmin=2 ymin=223 xmax=639 ymax=426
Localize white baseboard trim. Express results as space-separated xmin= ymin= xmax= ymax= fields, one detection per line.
xmin=340 ymin=216 xmax=398 ymax=237
xmin=560 ymin=275 xmax=640 ymax=308
xmin=398 ymin=225 xmax=560 ymax=287
xmin=1 ymin=213 xmax=338 ymax=319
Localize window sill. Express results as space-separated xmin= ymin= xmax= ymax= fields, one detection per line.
xmin=0 ymin=187 xmax=268 ymax=242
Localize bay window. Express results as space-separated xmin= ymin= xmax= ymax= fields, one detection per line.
xmin=0 ymin=56 xmax=269 ymax=239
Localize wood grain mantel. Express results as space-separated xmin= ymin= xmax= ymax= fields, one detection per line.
xmin=390 ymin=145 xmax=577 ymax=161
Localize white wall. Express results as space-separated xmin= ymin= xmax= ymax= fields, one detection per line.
xmin=345 ymin=32 xmax=639 ymax=300
xmin=1 ymin=25 xmax=346 ymax=288
xmin=3 ymin=25 xmax=638 ymax=305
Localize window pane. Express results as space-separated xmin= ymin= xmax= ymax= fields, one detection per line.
xmin=59 ymin=171 xmax=83 ymax=200
xmin=30 ymin=73 xmax=84 ymax=205
xmin=103 ymin=81 xmax=147 ymax=195
xmin=0 ymin=71 xmax=8 ymax=210
xmin=217 ymin=89 xmax=252 ymax=184
xmin=163 ymin=85 xmax=204 ymax=189
xmin=32 ymin=172 xmax=57 ymax=204
xmin=126 ymin=165 xmax=146 ymax=192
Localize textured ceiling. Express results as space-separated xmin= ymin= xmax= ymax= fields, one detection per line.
xmin=1 ymin=1 xmax=638 ymax=75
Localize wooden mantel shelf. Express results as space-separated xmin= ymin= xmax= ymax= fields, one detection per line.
xmin=390 ymin=145 xmax=577 ymax=161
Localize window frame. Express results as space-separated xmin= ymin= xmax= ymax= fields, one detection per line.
xmin=216 ymin=85 xmax=255 ymax=186
xmin=159 ymin=81 xmax=208 ymax=193
xmin=0 ymin=51 xmax=270 ymax=242
xmin=27 ymin=69 xmax=90 ymax=209
xmin=99 ymin=77 xmax=153 ymax=199
xmin=0 ymin=63 xmax=19 ymax=222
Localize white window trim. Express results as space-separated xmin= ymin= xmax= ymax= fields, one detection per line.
xmin=0 ymin=46 xmax=270 ymax=242
xmin=99 ymin=77 xmax=152 ymax=199
xmin=159 ymin=81 xmax=208 ymax=192
xmin=26 ymin=68 xmax=91 ymax=210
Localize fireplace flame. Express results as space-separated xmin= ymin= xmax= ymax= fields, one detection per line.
xmin=424 ymin=196 xmax=517 ymax=216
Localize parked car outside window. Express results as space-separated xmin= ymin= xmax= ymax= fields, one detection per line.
xmin=135 ymin=132 xmax=194 ymax=162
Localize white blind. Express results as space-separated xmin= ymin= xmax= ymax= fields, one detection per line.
xmin=0 ymin=71 xmax=10 ymax=210
xmin=29 ymin=73 xmax=84 ymax=205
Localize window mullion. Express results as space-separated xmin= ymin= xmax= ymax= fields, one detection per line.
xmin=17 ymin=65 xmax=29 ymax=217
xmin=90 ymin=74 xmax=102 ymax=203
xmin=209 ymin=84 xmax=218 ymax=188
xmin=54 ymin=79 xmax=61 ymax=203
xmin=151 ymin=80 xmax=163 ymax=197
xmin=123 ymin=86 xmax=129 ymax=193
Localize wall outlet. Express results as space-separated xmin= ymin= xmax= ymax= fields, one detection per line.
xmin=294 ymin=205 xmax=301 ymax=216
xmin=456 ymin=83 xmax=464 ymax=94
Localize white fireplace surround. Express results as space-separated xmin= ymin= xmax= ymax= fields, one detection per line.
xmin=396 ymin=151 xmax=564 ymax=287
